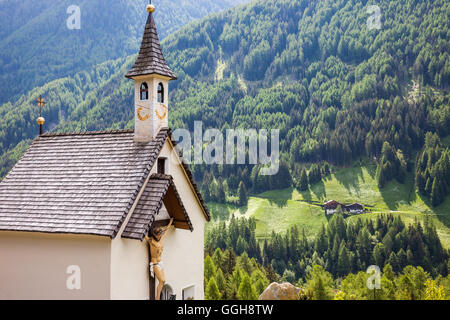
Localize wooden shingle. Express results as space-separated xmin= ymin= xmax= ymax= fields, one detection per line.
xmin=122 ymin=174 xmax=193 ymax=240
xmin=0 ymin=128 xmax=171 ymax=238
xmin=125 ymin=12 xmax=177 ymax=80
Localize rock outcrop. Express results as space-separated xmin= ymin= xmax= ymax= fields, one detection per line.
xmin=259 ymin=282 xmax=299 ymax=300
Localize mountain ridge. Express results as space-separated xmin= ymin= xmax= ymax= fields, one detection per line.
xmin=0 ymin=0 xmax=449 ymax=216
xmin=0 ymin=0 xmax=249 ymax=104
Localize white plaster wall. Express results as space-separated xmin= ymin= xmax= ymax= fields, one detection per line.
xmin=134 ymin=76 xmax=169 ymax=142
xmin=134 ymin=79 xmax=152 ymax=142
xmin=0 ymin=231 xmax=111 ymax=300
xmin=110 ymin=237 xmax=149 ymax=300
xmin=153 ymin=141 xmax=207 ymax=300
xmin=0 ymin=139 xmax=207 ymax=301
xmin=97 ymin=136 xmax=206 ymax=300
xmin=150 ymin=79 xmax=169 ymax=135
xmin=110 ymin=140 xmax=206 ymax=300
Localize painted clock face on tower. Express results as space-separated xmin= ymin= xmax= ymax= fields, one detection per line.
xmin=137 ymin=105 xmax=150 ymax=121
xmin=155 ymin=104 xmax=167 ymax=120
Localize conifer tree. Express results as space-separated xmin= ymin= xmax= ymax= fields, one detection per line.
xmin=204 ymin=256 xmax=216 ymax=284
xmin=306 ymin=265 xmax=334 ymax=300
xmin=265 ymin=264 xmax=279 ymax=283
xmin=337 ymin=242 xmax=351 ymax=277
xmin=217 ymin=178 xmax=226 ymax=203
xmin=424 ymin=279 xmax=446 ymax=300
xmin=238 ymin=181 xmax=248 ymax=206
xmin=205 ymin=277 xmax=221 ymax=300
xmin=215 ymin=268 xmax=226 ymax=299
xmin=251 ymin=269 xmax=269 ymax=296
xmin=237 ymin=274 xmax=258 ymax=300
xmin=373 ymin=243 xmax=386 ymax=267
xmin=298 ymin=167 xmax=309 ymax=191
xmin=212 ymin=248 xmax=224 ymax=270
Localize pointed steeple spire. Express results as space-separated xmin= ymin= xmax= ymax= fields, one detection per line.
xmin=126 ymin=4 xmax=177 ymax=80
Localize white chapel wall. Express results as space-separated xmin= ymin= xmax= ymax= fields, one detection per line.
xmin=109 ymin=140 xmax=207 ymax=300
xmin=154 ymin=141 xmax=207 ymax=300
xmin=0 ymin=231 xmax=111 ymax=300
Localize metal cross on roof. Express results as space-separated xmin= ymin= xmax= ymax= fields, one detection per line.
xmin=37 ymin=96 xmax=45 ymax=117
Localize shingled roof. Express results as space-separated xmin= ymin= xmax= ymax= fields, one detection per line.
xmin=125 ymin=11 xmax=177 ymax=80
xmin=0 ymin=127 xmax=210 ymax=239
xmin=0 ymin=129 xmax=161 ymax=237
xmin=122 ymin=174 xmax=193 ymax=240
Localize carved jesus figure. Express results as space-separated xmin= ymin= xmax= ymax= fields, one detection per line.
xmin=145 ymin=218 xmax=173 ymax=300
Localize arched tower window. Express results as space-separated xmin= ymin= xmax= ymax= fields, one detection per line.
xmin=140 ymin=82 xmax=149 ymax=101
xmin=157 ymin=83 xmax=164 ymax=103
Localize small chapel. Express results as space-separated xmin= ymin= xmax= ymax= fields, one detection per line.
xmin=0 ymin=3 xmax=210 ymax=300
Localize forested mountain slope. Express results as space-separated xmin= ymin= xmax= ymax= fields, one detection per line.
xmin=1 ymin=0 xmax=449 ymax=209
xmin=166 ymin=0 xmax=450 ymax=208
xmin=0 ymin=0 xmax=249 ymax=104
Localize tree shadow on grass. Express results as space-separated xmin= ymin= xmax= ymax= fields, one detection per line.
xmin=208 ymin=202 xmax=239 ymax=222
xmin=366 ymin=164 xmax=377 ymax=179
xmin=379 ymin=185 xmax=401 ymax=211
xmin=417 ymin=192 xmax=450 ymax=229
xmin=379 ymin=172 xmax=417 ymax=211
xmin=373 ymin=166 xmax=450 ymax=229
xmin=310 ymin=179 xmax=327 ymax=202
xmin=334 ymin=165 xmax=364 ymax=198
xmin=236 ymin=205 xmax=248 ymax=217
xmin=299 ymin=187 xmax=313 ymax=203
xmin=258 ymin=188 xmax=292 ymax=208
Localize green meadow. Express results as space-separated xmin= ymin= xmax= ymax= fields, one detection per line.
xmin=207 ymin=164 xmax=450 ymax=248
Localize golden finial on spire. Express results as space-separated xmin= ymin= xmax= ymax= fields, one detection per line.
xmin=36 ymin=96 xmax=46 ymax=135
xmin=147 ymin=0 xmax=155 ymax=13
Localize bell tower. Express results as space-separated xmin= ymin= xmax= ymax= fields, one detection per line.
xmin=126 ymin=2 xmax=177 ymax=142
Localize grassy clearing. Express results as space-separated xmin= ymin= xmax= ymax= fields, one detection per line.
xmin=207 ymin=164 xmax=450 ymax=247
xmin=205 ymin=202 xmax=239 ymax=234
xmin=237 ymin=197 xmax=326 ymax=241
xmin=207 ymin=195 xmax=326 ymax=241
